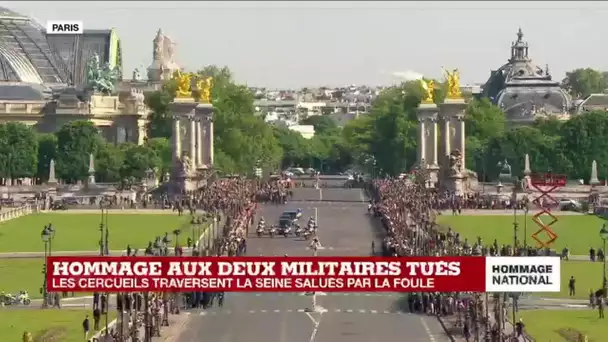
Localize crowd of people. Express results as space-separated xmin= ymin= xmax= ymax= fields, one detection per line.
xmin=82 ymin=177 xmax=287 ymax=341
xmin=368 ymin=179 xmax=528 ymax=342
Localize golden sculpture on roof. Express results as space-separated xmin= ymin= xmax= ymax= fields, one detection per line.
xmin=196 ymin=77 xmax=213 ymax=103
xmin=443 ymin=68 xmax=462 ymax=100
xmin=419 ymin=79 xmax=435 ymax=104
xmin=173 ymin=70 xmax=192 ymax=98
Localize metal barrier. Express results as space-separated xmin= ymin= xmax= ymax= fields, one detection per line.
xmin=0 ymin=203 xmax=40 ymax=223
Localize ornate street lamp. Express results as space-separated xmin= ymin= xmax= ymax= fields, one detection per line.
xmin=41 ymin=224 xmax=55 ymax=308
xmin=599 ymin=224 xmax=608 ymax=297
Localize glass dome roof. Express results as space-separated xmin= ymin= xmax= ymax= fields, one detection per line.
xmin=0 ymin=7 xmax=71 ymax=84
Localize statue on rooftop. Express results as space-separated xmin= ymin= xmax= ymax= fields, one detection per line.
xmin=443 ymin=68 xmax=462 ymax=100
xmin=86 ymin=53 xmax=120 ymax=95
xmin=173 ymin=70 xmax=192 ymax=98
xmin=419 ymin=79 xmax=434 ymax=104
xmin=196 ymin=77 xmax=213 ymax=103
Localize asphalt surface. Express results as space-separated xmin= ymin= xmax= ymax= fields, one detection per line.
xmin=176 ymin=187 xmax=450 ymax=342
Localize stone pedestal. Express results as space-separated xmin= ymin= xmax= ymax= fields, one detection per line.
xmin=438 ymin=98 xmax=468 ymax=194
xmin=169 ymin=98 xmax=199 ymax=194
xmin=445 ymin=174 xmax=466 ymax=196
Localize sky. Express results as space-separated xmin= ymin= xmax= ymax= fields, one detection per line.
xmin=2 ymin=1 xmax=607 ymax=88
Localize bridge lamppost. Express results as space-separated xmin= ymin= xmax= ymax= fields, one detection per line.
xmin=599 ymin=224 xmax=608 ymax=297
xmin=41 ymin=224 xmax=55 ymax=308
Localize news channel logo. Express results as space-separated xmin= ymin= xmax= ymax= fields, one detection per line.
xmin=46 ymin=21 xmax=83 ymax=34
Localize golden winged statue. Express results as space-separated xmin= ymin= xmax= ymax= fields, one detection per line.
xmin=419 ymin=79 xmax=435 ymax=103
xmin=443 ymin=68 xmax=462 ymax=100
xmin=196 ymin=77 xmax=213 ymax=103
xmin=173 ymin=70 xmax=192 ymax=98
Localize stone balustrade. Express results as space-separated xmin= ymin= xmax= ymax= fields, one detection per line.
xmin=0 ymin=203 xmax=40 ymax=223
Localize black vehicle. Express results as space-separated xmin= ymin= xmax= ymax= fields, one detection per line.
xmin=279 ymin=218 xmax=292 ymax=229
xmin=281 ymin=210 xmax=299 ymax=221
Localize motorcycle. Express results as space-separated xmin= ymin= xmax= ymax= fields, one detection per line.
xmin=283 ymin=228 xmax=291 ymax=238
xmin=303 ymin=230 xmax=311 ymax=240
xmin=295 ymin=227 xmax=302 ymax=237
xmin=256 ymin=227 xmax=264 ymax=237
xmin=0 ymin=292 xmax=30 ymax=306
xmin=269 ymin=228 xmax=276 ymax=238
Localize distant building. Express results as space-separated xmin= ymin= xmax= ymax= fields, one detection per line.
xmin=0 ymin=6 xmax=148 ymax=144
xmin=288 ymin=125 xmax=315 ymax=139
xmin=481 ymin=29 xmax=572 ymax=124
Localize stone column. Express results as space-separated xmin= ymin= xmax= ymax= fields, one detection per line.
xmin=196 ymin=120 xmax=203 ymax=168
xmin=443 ymin=118 xmax=451 ymax=157
xmin=431 ymin=117 xmax=439 ymax=166
xmin=189 ymin=117 xmax=196 ymax=168
xmin=458 ymin=116 xmax=466 ymax=169
xmin=207 ymin=117 xmax=214 ymax=165
xmin=418 ymin=119 xmax=426 ymax=164
xmin=172 ymin=117 xmax=181 ymax=161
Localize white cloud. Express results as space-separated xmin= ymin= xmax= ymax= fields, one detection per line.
xmin=391 ymin=70 xmax=424 ymax=81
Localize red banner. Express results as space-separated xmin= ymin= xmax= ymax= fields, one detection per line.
xmin=45 ymin=256 xmax=561 ymax=293
xmin=46 ymin=256 xmax=484 ymax=292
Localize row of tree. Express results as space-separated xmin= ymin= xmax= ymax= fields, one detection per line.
xmin=4 ymin=65 xmax=608 ymax=183
xmin=339 ymin=77 xmax=608 ymax=182
xmin=0 ymin=121 xmax=170 ymax=183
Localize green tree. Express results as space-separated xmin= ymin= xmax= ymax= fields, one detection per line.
xmin=198 ymin=65 xmax=283 ymax=174
xmin=145 ymin=79 xmax=177 ymax=139
xmin=464 ymin=99 xmax=506 ymax=175
xmin=0 ymin=123 xmax=38 ymax=178
xmin=96 ymin=143 xmax=125 ymax=182
xmin=562 ymin=68 xmax=607 ymax=99
xmin=55 ymin=121 xmax=104 ymax=182
xmin=559 ymin=111 xmax=608 ymax=180
xmin=36 ymin=133 xmax=57 ymax=181
xmin=120 ymin=143 xmax=162 ymax=180
xmin=274 ymin=127 xmax=309 ymax=167
xmin=145 ymin=138 xmax=172 ymax=177
xmin=485 ymin=126 xmax=568 ymax=179
xmin=300 ymin=115 xmax=338 ymax=135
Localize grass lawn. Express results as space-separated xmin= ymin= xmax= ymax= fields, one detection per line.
xmin=437 ymin=214 xmax=604 ymax=255
xmin=1 ymin=308 xmax=116 ymax=342
xmin=0 ymin=213 xmax=195 ymax=252
xmin=0 ymin=258 xmax=45 ymax=297
xmin=542 ymin=261 xmax=604 ymax=300
xmin=519 ymin=310 xmax=606 ymax=341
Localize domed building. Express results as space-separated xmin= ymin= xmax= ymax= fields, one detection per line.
xmin=481 ymin=29 xmax=572 ymax=123
xmin=0 ymin=6 xmax=149 ymax=145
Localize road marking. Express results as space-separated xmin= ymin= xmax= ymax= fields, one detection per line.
xmin=191 ymin=308 xmax=412 ymax=316
xmin=319 ymin=189 xmax=323 ymax=201
xmin=359 ymin=189 xmax=366 ymax=202
xmin=420 ymin=317 xmax=437 ymax=342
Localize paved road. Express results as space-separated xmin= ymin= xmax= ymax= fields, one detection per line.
xmin=176 ymin=187 xmax=450 ymax=342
